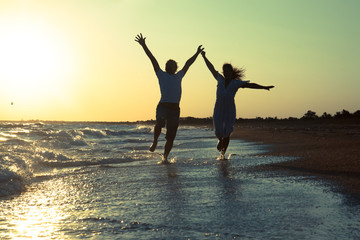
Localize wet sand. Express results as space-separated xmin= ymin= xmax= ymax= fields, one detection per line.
xmin=230 ymin=118 xmax=360 ymax=198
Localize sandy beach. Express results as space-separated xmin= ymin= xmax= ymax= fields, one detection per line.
xmin=230 ymin=118 xmax=360 ymax=198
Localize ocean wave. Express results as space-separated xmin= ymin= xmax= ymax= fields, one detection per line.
xmin=38 ymin=156 xmax=142 ymax=168
xmin=80 ymin=128 xmax=107 ymax=138
xmin=37 ymin=150 xmax=71 ymax=161
xmin=0 ymin=168 xmax=26 ymax=197
xmin=0 ymin=131 xmax=32 ymax=146
xmin=0 ymin=122 xmax=27 ymax=129
xmin=38 ymin=130 xmax=89 ymax=149
xmin=0 ymin=122 xmax=168 ymax=197
xmin=0 ymin=137 xmax=74 ymax=197
xmin=2 ymin=138 xmax=32 ymax=146
xmin=0 ymin=122 xmax=44 ymax=129
xmin=70 ymin=126 xmax=152 ymax=139
xmin=104 ymin=129 xmax=127 ymax=136
xmin=104 ymin=126 xmax=152 ymax=137
xmin=0 ymin=153 xmax=33 ymax=197
xmin=133 ymin=125 xmax=152 ymax=133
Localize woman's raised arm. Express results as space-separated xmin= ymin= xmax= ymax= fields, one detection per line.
xmin=201 ymin=51 xmax=218 ymax=79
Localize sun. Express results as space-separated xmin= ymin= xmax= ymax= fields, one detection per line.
xmin=0 ymin=17 xmax=76 ymax=106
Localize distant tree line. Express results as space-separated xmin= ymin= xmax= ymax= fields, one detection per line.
xmin=142 ymin=109 xmax=360 ymax=125
xmin=300 ymin=109 xmax=360 ymax=120
xmin=250 ymin=109 xmax=360 ymax=121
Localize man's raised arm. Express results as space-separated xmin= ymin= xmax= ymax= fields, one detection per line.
xmin=181 ymin=45 xmax=204 ymax=75
xmin=135 ymin=33 xmax=160 ymax=73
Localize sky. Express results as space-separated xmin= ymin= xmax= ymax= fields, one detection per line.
xmin=0 ymin=0 xmax=359 ymax=122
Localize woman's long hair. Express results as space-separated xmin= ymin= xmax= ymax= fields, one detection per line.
xmin=223 ymin=63 xmax=245 ymax=81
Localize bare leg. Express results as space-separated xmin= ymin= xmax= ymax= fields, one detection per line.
xmin=149 ymin=124 xmax=161 ymax=152
xmin=221 ymin=137 xmax=230 ymax=157
xmin=162 ymin=139 xmax=174 ymax=163
xmin=217 ymin=138 xmax=223 ymax=152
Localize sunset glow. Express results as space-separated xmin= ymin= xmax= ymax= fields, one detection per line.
xmin=0 ymin=0 xmax=359 ymax=121
xmin=0 ymin=19 xmax=75 ymax=103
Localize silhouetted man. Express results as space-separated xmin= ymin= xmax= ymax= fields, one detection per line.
xmin=135 ymin=33 xmax=203 ymax=163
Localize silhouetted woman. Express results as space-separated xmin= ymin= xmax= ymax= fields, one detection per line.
xmin=201 ymin=51 xmax=274 ymax=159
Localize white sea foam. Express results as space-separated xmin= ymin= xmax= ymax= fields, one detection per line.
xmin=0 ymin=122 xmax=158 ymax=197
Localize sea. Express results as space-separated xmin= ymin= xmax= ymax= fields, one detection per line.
xmin=0 ymin=122 xmax=359 ymax=239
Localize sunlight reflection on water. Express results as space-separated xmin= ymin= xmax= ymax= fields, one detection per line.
xmin=4 ymin=179 xmax=69 ymax=239
xmin=0 ymin=124 xmax=359 ymax=239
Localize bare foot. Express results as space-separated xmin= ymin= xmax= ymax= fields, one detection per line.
xmin=149 ymin=140 xmax=157 ymax=152
xmin=161 ymin=159 xmax=170 ymax=164
xmin=217 ymin=139 xmax=223 ymax=151
xmin=161 ymin=153 xmax=169 ymax=164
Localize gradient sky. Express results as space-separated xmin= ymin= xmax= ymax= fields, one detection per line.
xmin=0 ymin=0 xmax=359 ymax=121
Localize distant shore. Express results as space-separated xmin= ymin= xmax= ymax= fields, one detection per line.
xmin=229 ymin=118 xmax=360 ymax=198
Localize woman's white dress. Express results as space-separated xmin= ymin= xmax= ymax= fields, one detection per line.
xmin=213 ymin=73 xmax=249 ymax=138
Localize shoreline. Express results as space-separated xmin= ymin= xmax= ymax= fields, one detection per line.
xmin=230 ymin=119 xmax=360 ymax=198
xmin=2 ymin=118 xmax=359 ymax=198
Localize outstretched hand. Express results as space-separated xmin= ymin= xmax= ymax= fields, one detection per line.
xmin=135 ymin=33 xmax=146 ymax=46
xmin=201 ymin=51 xmax=206 ymax=57
xmin=265 ymin=86 xmax=275 ymax=91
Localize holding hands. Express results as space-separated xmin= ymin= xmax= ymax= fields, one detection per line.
xmin=197 ymin=45 xmax=204 ymax=55
xmin=201 ymin=51 xmax=206 ymax=57
xmin=134 ymin=33 xmax=274 ymax=91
